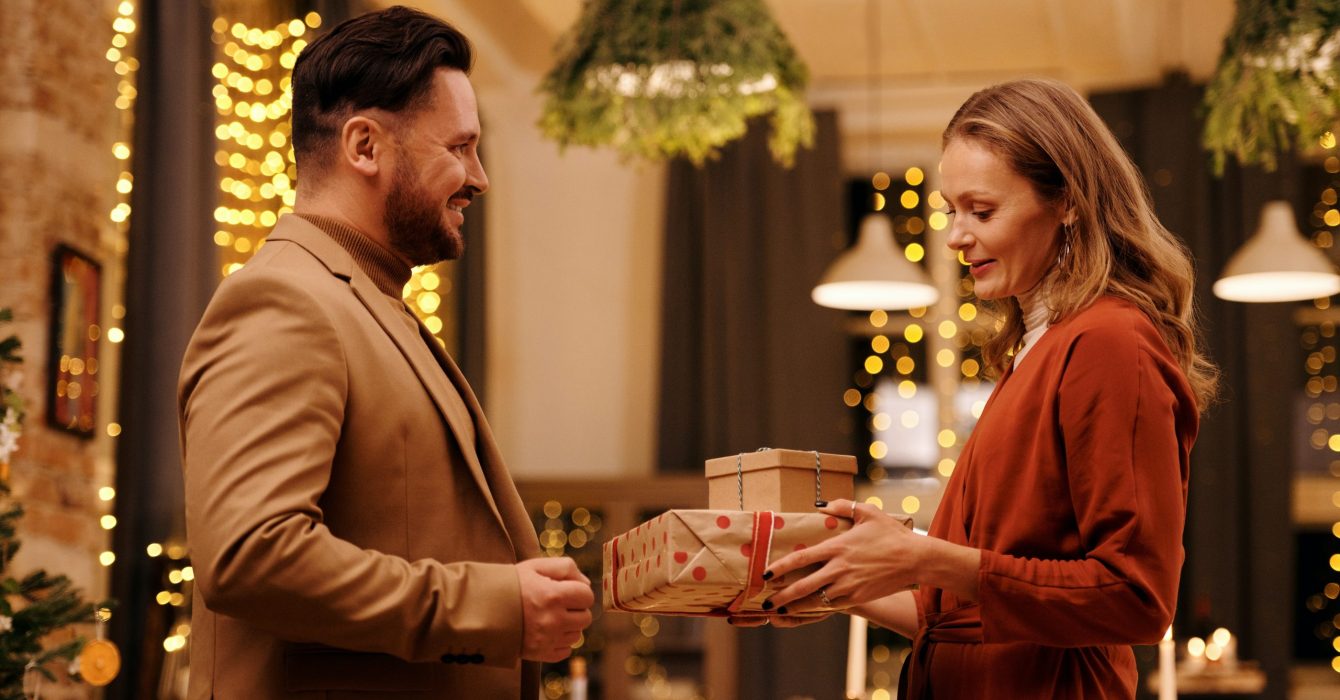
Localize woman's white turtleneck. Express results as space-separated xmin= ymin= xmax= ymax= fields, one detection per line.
xmin=1012 ymin=288 xmax=1051 ymax=368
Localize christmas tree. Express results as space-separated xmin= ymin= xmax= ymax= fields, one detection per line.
xmin=0 ymin=308 xmax=103 ymax=697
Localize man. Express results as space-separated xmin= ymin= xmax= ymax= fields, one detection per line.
xmin=178 ymin=7 xmax=592 ymax=698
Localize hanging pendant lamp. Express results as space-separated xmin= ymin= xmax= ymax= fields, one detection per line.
xmin=812 ymin=214 xmax=940 ymax=310
xmin=811 ymin=0 xmax=937 ymax=312
xmin=537 ymin=0 xmax=814 ymax=166
xmin=1213 ymin=200 xmax=1340 ymax=302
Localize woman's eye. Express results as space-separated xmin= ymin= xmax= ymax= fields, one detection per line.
xmin=972 ymin=210 xmax=993 ymax=221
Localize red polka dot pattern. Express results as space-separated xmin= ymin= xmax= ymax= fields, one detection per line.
xmin=692 ymin=566 xmax=707 ymax=581
xmin=674 ymin=551 xmax=687 ymax=564
xmin=824 ymin=516 xmax=838 ymax=529
xmin=773 ymin=515 xmax=785 ymax=529
xmin=740 ymin=543 xmax=752 ymax=558
xmin=793 ymin=543 xmax=807 ymax=552
xmin=716 ymin=515 xmax=731 ymax=529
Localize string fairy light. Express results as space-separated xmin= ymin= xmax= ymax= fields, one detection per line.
xmin=95 ymin=0 xmax=140 ymax=582
xmin=1304 ymin=130 xmax=1340 ymax=675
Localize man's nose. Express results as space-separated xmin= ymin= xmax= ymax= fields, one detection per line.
xmin=468 ymin=157 xmax=489 ymax=195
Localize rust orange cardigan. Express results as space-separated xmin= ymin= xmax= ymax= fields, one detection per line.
xmin=907 ymin=296 xmax=1199 ymax=698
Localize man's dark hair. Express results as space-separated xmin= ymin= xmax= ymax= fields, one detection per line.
xmin=291 ymin=5 xmax=472 ymax=177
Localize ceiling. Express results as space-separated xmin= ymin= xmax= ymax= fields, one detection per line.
xmin=429 ymin=0 xmax=1237 ymax=169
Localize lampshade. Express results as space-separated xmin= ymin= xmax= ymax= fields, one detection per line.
xmin=1212 ymin=200 xmax=1340 ymax=303
xmin=812 ymin=214 xmax=940 ymax=310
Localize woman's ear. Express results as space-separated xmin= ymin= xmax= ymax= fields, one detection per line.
xmin=339 ymin=115 xmax=384 ymax=178
xmin=1060 ymin=199 xmax=1078 ymax=227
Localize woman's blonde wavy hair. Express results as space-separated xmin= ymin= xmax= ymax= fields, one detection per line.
xmin=943 ymin=78 xmax=1218 ymax=411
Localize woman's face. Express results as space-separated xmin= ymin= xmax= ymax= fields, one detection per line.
xmin=940 ymin=138 xmax=1068 ymax=300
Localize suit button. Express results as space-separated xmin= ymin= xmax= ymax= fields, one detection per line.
xmin=470 ymin=654 xmax=484 ymax=664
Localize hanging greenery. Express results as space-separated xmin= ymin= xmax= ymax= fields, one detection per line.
xmin=1203 ymin=0 xmax=1340 ymax=173
xmin=538 ymin=0 xmax=815 ymax=167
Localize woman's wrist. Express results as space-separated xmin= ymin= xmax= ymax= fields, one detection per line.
xmin=914 ymin=535 xmax=982 ymax=602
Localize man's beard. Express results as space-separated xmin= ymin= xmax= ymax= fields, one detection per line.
xmin=383 ymin=157 xmax=463 ymax=266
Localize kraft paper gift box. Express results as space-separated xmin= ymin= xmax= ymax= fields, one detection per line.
xmin=602 ymin=509 xmax=915 ymax=617
xmin=704 ymin=449 xmax=857 ymax=512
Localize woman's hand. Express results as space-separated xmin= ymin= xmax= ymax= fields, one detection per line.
xmin=763 ymin=500 xmax=982 ymax=613
xmin=761 ymin=499 xmax=924 ymax=613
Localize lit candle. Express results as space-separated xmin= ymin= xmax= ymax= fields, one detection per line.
xmin=1158 ymin=626 xmax=1176 ymax=700
xmin=1211 ymin=627 xmax=1236 ymax=669
xmin=569 ymin=657 xmax=587 ymax=700
xmin=1186 ymin=636 xmax=1206 ymax=673
xmin=847 ymin=614 xmax=867 ymax=699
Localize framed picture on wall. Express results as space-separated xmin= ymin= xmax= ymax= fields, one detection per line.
xmin=47 ymin=245 xmax=101 ymax=437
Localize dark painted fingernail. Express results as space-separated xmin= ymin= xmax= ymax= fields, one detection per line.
xmin=761 ymin=600 xmax=774 ymax=610
xmin=777 ymin=606 xmax=789 ymax=615
xmin=814 ymin=500 xmax=828 ymax=508
xmin=761 ymin=570 xmax=774 ymax=581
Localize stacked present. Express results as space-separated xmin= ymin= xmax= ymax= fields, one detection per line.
xmin=602 ymin=449 xmax=908 ymax=617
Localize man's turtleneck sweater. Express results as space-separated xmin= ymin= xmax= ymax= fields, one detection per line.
xmin=296 ymin=214 xmax=411 ymax=299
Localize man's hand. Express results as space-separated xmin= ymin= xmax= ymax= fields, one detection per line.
xmin=517 ymin=557 xmax=594 ymax=663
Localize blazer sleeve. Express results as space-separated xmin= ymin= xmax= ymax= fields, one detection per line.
xmin=976 ymin=319 xmax=1190 ymax=647
xmin=179 ymin=264 xmax=524 ymax=666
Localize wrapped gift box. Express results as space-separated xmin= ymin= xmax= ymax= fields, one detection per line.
xmin=704 ymin=449 xmax=856 ymax=512
xmin=602 ymin=509 xmax=911 ymax=617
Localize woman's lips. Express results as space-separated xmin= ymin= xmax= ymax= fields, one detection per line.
xmin=968 ymin=259 xmax=996 ymax=277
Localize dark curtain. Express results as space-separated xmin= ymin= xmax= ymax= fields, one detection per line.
xmin=657 ymin=111 xmax=853 ymax=699
xmin=1091 ymin=75 xmax=1299 ymax=700
xmin=109 ymin=0 xmax=220 ymax=695
xmin=658 ymin=110 xmax=852 ymax=468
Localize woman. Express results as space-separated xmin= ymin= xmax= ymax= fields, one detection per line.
xmin=762 ymin=79 xmax=1218 ymax=698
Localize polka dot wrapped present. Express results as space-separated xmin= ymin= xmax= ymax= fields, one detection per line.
xmin=601 ymin=509 xmax=910 ymax=618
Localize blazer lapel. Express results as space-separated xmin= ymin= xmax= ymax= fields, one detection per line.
xmin=267 ymin=217 xmax=512 ymax=545
xmin=418 ymin=330 xmax=538 ymax=558
xmin=348 ymin=276 xmax=512 ymax=545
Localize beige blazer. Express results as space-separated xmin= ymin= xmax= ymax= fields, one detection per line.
xmin=179 ymin=215 xmax=541 ymax=699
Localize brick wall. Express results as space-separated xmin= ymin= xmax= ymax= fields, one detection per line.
xmin=0 ymin=0 xmax=124 ymax=695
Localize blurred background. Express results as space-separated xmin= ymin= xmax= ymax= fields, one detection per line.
xmin=1 ymin=0 xmax=1338 ymax=698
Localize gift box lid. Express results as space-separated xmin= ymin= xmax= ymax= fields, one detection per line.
xmin=704 ymin=448 xmax=857 ymax=478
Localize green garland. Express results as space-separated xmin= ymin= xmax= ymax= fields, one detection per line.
xmin=1203 ymin=0 xmax=1340 ymax=172
xmin=538 ymin=0 xmax=815 ymax=166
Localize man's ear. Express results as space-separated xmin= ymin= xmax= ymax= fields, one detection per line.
xmin=339 ymin=115 xmax=385 ymax=178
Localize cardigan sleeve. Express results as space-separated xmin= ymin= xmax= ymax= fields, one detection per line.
xmin=976 ymin=319 xmax=1190 ymax=647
